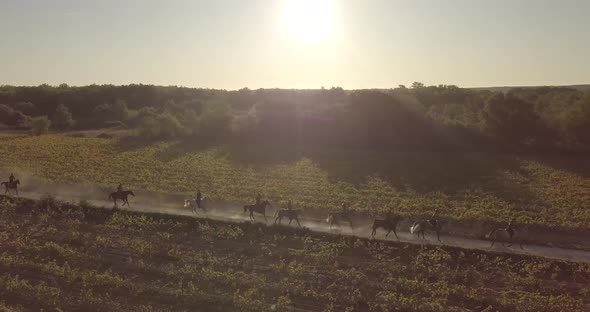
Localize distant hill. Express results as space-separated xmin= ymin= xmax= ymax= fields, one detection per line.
xmin=471 ymin=84 xmax=590 ymax=93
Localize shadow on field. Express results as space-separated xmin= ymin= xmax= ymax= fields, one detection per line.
xmin=525 ymin=153 xmax=590 ymax=179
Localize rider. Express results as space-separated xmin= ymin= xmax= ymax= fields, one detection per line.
xmin=196 ymin=189 xmax=202 ymax=208
xmin=428 ymin=209 xmax=439 ymax=227
xmin=341 ymin=202 xmax=348 ymax=215
xmin=506 ymin=218 xmax=515 ymax=238
xmin=287 ymin=200 xmax=293 ymax=211
xmin=117 ymin=183 xmax=123 ymax=193
xmin=9 ymin=173 xmax=15 ymax=185
xmin=256 ymin=193 xmax=262 ymax=207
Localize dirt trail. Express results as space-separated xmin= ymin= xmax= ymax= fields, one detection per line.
xmin=12 ymin=183 xmax=590 ymax=264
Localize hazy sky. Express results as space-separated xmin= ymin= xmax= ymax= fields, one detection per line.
xmin=1 ymin=0 xmax=589 ymax=89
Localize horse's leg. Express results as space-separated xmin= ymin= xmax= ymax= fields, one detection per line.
xmin=371 ymin=226 xmax=377 ymax=238
xmin=296 ymin=217 xmax=301 ymax=227
xmin=436 ymin=229 xmax=441 ymax=242
xmin=393 ymin=227 xmax=399 ymax=240
xmin=15 ymin=187 xmax=18 ymax=196
xmin=386 ymin=229 xmax=391 ymax=238
xmin=288 ymin=218 xmax=293 ymax=225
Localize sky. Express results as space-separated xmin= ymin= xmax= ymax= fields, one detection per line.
xmin=1 ymin=0 xmax=589 ymax=89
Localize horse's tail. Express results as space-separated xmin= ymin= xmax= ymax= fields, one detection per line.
xmin=486 ymin=228 xmax=498 ymax=239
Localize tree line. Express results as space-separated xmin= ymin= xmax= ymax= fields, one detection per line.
xmin=0 ymin=83 xmax=589 ymax=152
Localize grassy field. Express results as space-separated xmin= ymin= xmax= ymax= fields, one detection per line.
xmin=0 ymin=134 xmax=590 ymax=234
xmin=0 ymin=196 xmax=588 ymax=311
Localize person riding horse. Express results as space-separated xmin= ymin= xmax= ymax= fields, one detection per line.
xmin=196 ymin=190 xmax=202 ymax=209
xmin=287 ymin=200 xmax=293 ymax=211
xmin=428 ymin=209 xmax=439 ymax=227
xmin=117 ymin=183 xmax=124 ymax=193
xmin=9 ymin=173 xmax=15 ymax=185
xmin=256 ymin=193 xmax=262 ymax=207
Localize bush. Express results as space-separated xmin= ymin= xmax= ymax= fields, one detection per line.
xmin=111 ymin=99 xmax=129 ymax=122
xmin=52 ymin=104 xmax=74 ymax=129
xmin=14 ymin=111 xmax=32 ymax=128
xmin=31 ymin=116 xmax=51 ymax=135
xmin=136 ymin=108 xmax=187 ymax=139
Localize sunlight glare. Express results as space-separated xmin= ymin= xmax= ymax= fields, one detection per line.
xmin=281 ymin=0 xmax=336 ymax=43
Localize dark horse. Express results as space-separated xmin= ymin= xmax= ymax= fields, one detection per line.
xmin=109 ymin=190 xmax=135 ymax=208
xmin=487 ymin=218 xmax=523 ymax=249
xmin=243 ymin=200 xmax=271 ymax=222
xmin=410 ymin=218 xmax=442 ymax=242
xmin=371 ymin=216 xmax=402 ymax=239
xmin=274 ymin=209 xmax=303 ymax=227
xmin=326 ymin=212 xmax=353 ymax=231
xmin=1 ymin=180 xmax=20 ymax=195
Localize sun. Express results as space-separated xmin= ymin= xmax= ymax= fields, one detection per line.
xmin=280 ymin=0 xmax=336 ymax=43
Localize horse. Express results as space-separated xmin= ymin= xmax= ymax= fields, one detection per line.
xmin=109 ymin=190 xmax=134 ymax=208
xmin=371 ymin=216 xmax=402 ymax=239
xmin=184 ymin=197 xmax=208 ymax=215
xmin=274 ymin=209 xmax=303 ymax=227
xmin=243 ymin=200 xmax=271 ymax=222
xmin=486 ymin=219 xmax=523 ymax=249
xmin=410 ymin=218 xmax=442 ymax=242
xmin=326 ymin=212 xmax=353 ymax=231
xmin=1 ymin=179 xmax=20 ymax=195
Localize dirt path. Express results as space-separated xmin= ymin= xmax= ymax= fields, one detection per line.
xmin=13 ymin=187 xmax=590 ymax=264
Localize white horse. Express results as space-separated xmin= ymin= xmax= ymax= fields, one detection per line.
xmin=184 ymin=197 xmax=208 ymax=215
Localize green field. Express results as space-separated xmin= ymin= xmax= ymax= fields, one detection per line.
xmin=0 ymin=196 xmax=588 ymax=311
xmin=1 ymin=135 xmax=590 ymax=233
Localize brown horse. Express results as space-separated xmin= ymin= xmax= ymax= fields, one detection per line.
xmin=326 ymin=212 xmax=353 ymax=231
xmin=487 ymin=218 xmax=523 ymax=249
xmin=243 ymin=200 xmax=271 ymax=222
xmin=274 ymin=209 xmax=303 ymax=227
xmin=371 ymin=216 xmax=402 ymax=239
xmin=109 ymin=190 xmax=134 ymax=208
xmin=1 ymin=179 xmax=20 ymax=195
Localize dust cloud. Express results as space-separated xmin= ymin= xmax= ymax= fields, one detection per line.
xmin=5 ymin=170 xmax=590 ymax=264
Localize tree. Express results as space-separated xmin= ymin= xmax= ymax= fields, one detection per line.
xmin=0 ymin=104 xmax=14 ymax=125
xmin=481 ymin=93 xmax=538 ymax=144
xmin=14 ymin=111 xmax=32 ymax=128
xmin=52 ymin=103 xmax=74 ymax=129
xmin=15 ymin=102 xmax=36 ymax=115
xmin=31 ymin=116 xmax=51 ymax=135
xmin=111 ymin=99 xmax=129 ymax=122
xmin=411 ymin=82 xmax=425 ymax=89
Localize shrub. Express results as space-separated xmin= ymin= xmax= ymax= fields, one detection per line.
xmin=52 ymin=104 xmax=74 ymax=129
xmin=30 ymin=116 xmax=51 ymax=135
